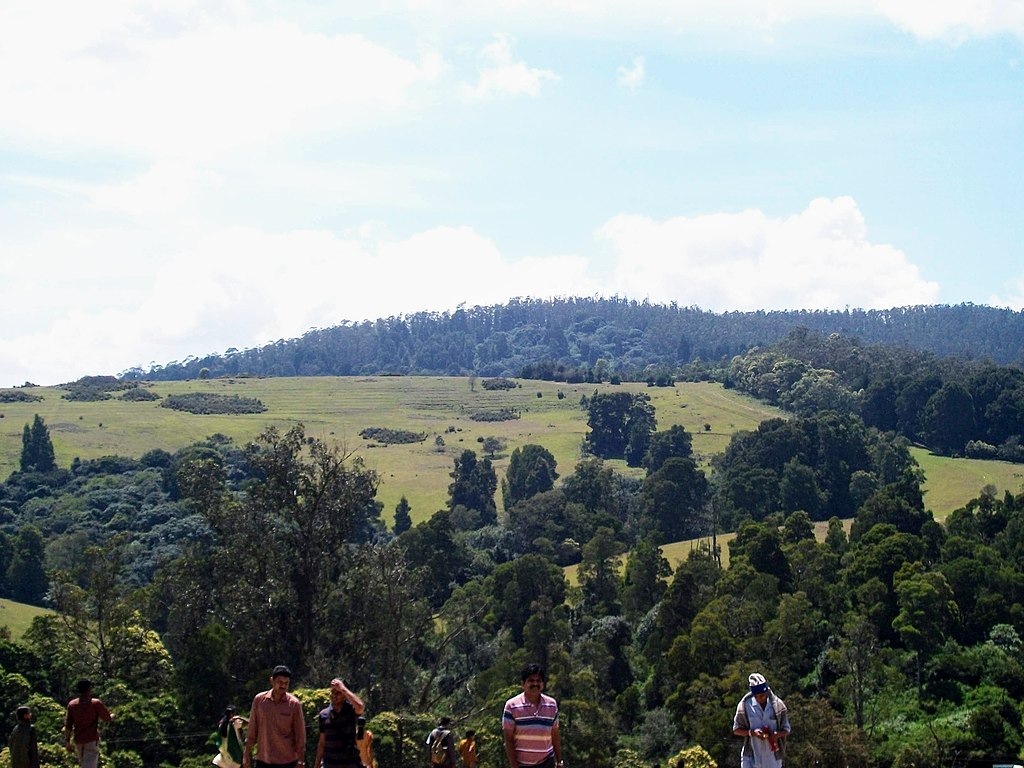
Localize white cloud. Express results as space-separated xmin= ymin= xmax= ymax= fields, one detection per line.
xmin=617 ymin=56 xmax=646 ymax=89
xmin=462 ymin=34 xmax=559 ymax=99
xmin=0 ymin=198 xmax=941 ymax=387
xmin=0 ymin=224 xmax=596 ymax=386
xmin=334 ymin=0 xmax=1024 ymax=41
xmin=598 ymin=196 xmax=940 ymax=312
xmin=989 ymin=275 xmax=1024 ymax=310
xmin=0 ymin=2 xmax=442 ymax=160
xmin=875 ymin=0 xmax=1024 ymax=41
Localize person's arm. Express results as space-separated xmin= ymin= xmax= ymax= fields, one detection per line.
xmin=99 ymin=701 xmax=114 ymax=723
xmin=776 ymin=700 xmax=791 ymax=738
xmin=330 ymin=680 xmax=365 ymax=715
xmin=446 ymin=732 xmax=457 ymax=767
xmin=732 ymin=701 xmax=751 ymax=738
xmin=29 ymin=727 xmax=40 ymax=768
xmin=502 ymin=713 xmax=518 ymax=768
xmin=293 ymin=701 xmax=306 ymax=764
xmin=243 ymin=700 xmax=259 ymax=767
xmin=551 ymin=722 xmax=562 ymax=765
xmin=64 ymin=706 xmax=74 ymax=751
xmin=313 ymin=732 xmax=326 ymax=768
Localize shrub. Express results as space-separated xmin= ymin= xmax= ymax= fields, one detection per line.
xmin=667 ymin=745 xmax=716 ymax=768
xmin=965 ymin=440 xmax=998 ymax=459
xmin=481 ymin=377 xmax=518 ymax=390
xmin=0 ymin=390 xmax=43 ymax=403
xmin=120 ymin=387 xmax=161 ymax=401
xmin=62 ymin=386 xmax=112 ymax=401
xmin=469 ymin=408 xmax=520 ymax=422
xmin=160 ymin=393 xmax=267 ymax=415
xmin=359 ymin=427 xmax=427 ymax=445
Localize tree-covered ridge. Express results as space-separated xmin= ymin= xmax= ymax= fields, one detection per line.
xmin=121 ymin=298 xmax=1024 ymax=382
xmin=725 ymin=328 xmax=1024 ymax=462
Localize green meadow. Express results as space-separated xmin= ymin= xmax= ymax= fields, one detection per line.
xmin=3 ymin=376 xmax=1023 ymax=527
xmin=0 ymin=377 xmax=782 ymax=523
xmin=0 ymin=598 xmax=51 ymax=639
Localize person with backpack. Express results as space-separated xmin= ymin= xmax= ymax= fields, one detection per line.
xmin=426 ymin=716 xmax=455 ymax=768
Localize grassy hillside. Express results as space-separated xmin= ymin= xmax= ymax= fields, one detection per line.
xmin=912 ymin=447 xmax=1024 ymax=522
xmin=0 ymin=598 xmax=51 ymax=639
xmin=3 ymin=377 xmax=1022 ymax=526
xmin=0 ymin=377 xmax=783 ymax=523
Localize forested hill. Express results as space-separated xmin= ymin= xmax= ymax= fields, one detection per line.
xmin=122 ymin=298 xmax=1024 ymax=381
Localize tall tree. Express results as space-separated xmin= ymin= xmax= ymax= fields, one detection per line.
xmin=624 ymin=394 xmax=657 ymax=467
xmin=621 ymin=536 xmax=671 ymax=621
xmin=577 ymin=526 xmax=624 ymax=618
xmin=6 ymin=525 xmax=48 ymax=605
xmin=584 ymin=391 xmax=634 ymax=458
xmin=48 ymin=535 xmax=173 ymax=694
xmin=447 ymin=449 xmax=497 ymax=525
xmin=642 ymin=425 xmax=694 ymax=475
xmin=237 ymin=424 xmax=380 ymax=671
xmin=393 ymin=495 xmax=413 ymax=534
xmin=637 ymin=457 xmax=708 ymax=542
xmin=892 ymin=562 xmax=959 ymax=690
xmin=19 ymin=414 xmax=56 ymax=473
xmin=502 ymin=444 xmax=559 ymax=510
xmin=921 ymin=381 xmax=977 ymax=455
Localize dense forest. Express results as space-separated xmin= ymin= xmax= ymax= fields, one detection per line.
xmin=3 ymin=383 xmax=1024 ymax=768
xmin=724 ymin=329 xmax=1024 ymax=463
xmin=120 ymin=299 xmax=1024 ymax=382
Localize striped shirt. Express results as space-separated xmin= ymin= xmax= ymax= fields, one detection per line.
xmin=502 ymin=693 xmax=558 ymax=767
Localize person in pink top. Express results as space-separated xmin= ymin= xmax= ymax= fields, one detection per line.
xmin=243 ymin=665 xmax=307 ymax=768
xmin=64 ymin=679 xmax=114 ymax=768
xmin=502 ymin=664 xmax=563 ymax=768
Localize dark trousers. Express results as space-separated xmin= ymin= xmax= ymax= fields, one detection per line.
xmin=519 ymin=756 xmax=555 ymax=768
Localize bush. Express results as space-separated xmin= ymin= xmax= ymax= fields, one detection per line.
xmin=481 ymin=377 xmax=518 ymax=390
xmin=0 ymin=390 xmax=42 ymax=403
xmin=120 ymin=387 xmax=161 ymax=401
xmin=62 ymin=385 xmax=112 ymax=401
xmin=667 ymin=745 xmax=716 ymax=768
xmin=469 ymin=408 xmax=520 ymax=422
xmin=160 ymin=393 xmax=267 ymax=415
xmin=359 ymin=427 xmax=427 ymax=445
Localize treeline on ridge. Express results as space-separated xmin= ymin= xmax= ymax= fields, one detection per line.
xmin=120 ymin=298 xmax=1024 ymax=382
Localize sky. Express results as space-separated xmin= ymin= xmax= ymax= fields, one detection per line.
xmin=1 ymin=1 xmax=1023 ymax=387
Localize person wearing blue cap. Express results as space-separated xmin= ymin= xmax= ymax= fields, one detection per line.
xmin=732 ymin=673 xmax=790 ymax=767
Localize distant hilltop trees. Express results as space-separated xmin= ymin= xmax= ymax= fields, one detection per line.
xmin=120 ymin=298 xmax=1024 ymax=382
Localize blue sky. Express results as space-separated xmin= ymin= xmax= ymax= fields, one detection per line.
xmin=1 ymin=1 xmax=1022 ymax=387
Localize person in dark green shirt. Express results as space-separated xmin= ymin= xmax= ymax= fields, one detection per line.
xmin=8 ymin=706 xmax=40 ymax=768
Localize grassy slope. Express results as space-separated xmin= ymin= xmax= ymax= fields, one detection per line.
xmin=912 ymin=446 xmax=1024 ymax=522
xmin=0 ymin=598 xmax=51 ymax=639
xmin=3 ymin=377 xmax=1022 ymax=529
xmin=0 ymin=377 xmax=782 ymax=524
